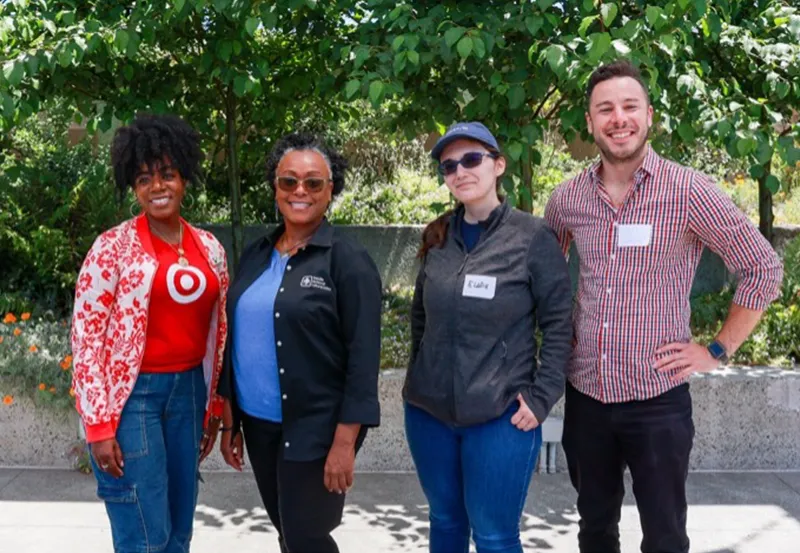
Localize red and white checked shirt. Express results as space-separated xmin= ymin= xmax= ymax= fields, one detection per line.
xmin=544 ymin=147 xmax=783 ymax=403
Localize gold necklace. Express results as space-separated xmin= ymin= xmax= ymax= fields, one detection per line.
xmin=151 ymin=224 xmax=189 ymax=267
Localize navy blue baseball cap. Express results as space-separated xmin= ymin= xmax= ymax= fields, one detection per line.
xmin=430 ymin=121 xmax=500 ymax=161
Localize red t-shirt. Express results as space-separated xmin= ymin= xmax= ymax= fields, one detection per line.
xmin=140 ymin=229 xmax=220 ymax=373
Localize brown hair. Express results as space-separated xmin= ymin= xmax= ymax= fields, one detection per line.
xmin=417 ymin=148 xmax=504 ymax=259
xmin=586 ymin=59 xmax=649 ymax=106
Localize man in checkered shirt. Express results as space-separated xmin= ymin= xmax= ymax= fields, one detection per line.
xmin=545 ymin=60 xmax=783 ymax=553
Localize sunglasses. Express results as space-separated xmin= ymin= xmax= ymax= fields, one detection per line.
xmin=275 ymin=176 xmax=330 ymax=193
xmin=438 ymin=152 xmax=498 ymax=176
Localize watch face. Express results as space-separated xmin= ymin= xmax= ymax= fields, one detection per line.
xmin=708 ymin=341 xmax=726 ymax=360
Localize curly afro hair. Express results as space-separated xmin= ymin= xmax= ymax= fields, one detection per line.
xmin=111 ymin=114 xmax=202 ymax=195
xmin=265 ymin=133 xmax=348 ymax=196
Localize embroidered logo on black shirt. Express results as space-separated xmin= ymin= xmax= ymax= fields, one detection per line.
xmin=300 ymin=275 xmax=332 ymax=292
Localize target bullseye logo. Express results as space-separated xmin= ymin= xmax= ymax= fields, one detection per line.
xmin=166 ymin=264 xmax=207 ymax=304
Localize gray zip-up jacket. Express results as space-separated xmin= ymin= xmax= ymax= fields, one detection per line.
xmin=403 ymin=201 xmax=573 ymax=426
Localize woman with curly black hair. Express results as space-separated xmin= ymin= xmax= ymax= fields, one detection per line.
xmin=217 ymin=133 xmax=382 ymax=553
xmin=71 ymin=113 xmax=229 ymax=553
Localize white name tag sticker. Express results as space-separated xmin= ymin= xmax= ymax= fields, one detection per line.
xmin=462 ymin=274 xmax=497 ymax=299
xmin=617 ymin=224 xmax=653 ymax=247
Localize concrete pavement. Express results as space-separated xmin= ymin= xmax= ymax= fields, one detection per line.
xmin=1 ymin=468 xmax=800 ymax=552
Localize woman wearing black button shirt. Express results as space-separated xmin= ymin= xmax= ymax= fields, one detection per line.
xmin=217 ymin=133 xmax=382 ymax=553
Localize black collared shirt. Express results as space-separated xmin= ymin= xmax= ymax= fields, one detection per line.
xmin=218 ymin=219 xmax=382 ymax=461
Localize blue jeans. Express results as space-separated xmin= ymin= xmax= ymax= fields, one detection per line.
xmin=91 ymin=366 xmax=206 ymax=553
xmin=405 ymin=402 xmax=542 ymax=553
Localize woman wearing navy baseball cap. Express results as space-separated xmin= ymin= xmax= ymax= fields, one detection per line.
xmin=404 ymin=122 xmax=573 ymax=553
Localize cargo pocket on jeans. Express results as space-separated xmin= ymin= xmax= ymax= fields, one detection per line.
xmin=96 ymin=481 xmax=150 ymax=553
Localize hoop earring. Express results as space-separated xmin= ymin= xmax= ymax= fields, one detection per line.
xmin=182 ymin=192 xmax=195 ymax=211
xmin=129 ymin=202 xmax=141 ymax=218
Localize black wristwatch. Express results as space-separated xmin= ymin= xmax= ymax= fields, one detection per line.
xmin=707 ymin=340 xmax=729 ymax=364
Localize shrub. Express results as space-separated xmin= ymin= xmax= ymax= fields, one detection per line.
xmin=0 ymin=312 xmax=74 ymax=410
xmin=0 ymin=106 xmax=126 ymax=315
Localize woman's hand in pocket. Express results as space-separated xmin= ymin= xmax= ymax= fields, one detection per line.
xmin=510 ymin=394 xmax=540 ymax=432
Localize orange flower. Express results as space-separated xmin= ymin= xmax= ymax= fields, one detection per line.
xmin=38 ymin=383 xmax=46 ymax=391
xmin=69 ymin=388 xmax=76 ymax=398
xmin=3 ymin=313 xmax=17 ymax=324
xmin=0 ymin=336 xmax=4 ymax=344
xmin=64 ymin=355 xmax=73 ymax=364
xmin=60 ymin=361 xmax=70 ymax=371
xmin=49 ymin=386 xmax=56 ymax=394
xmin=13 ymin=328 xmax=21 ymax=337
xmin=29 ymin=345 xmax=38 ymax=353
xmin=21 ymin=312 xmax=31 ymax=321
xmin=2 ymin=395 xmax=13 ymax=406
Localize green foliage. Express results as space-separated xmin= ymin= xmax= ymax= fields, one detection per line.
xmin=691 ymin=235 xmax=800 ymax=366
xmin=340 ymin=0 xmax=800 ymax=222
xmin=0 ymin=0 xmax=355 ymax=260
xmin=0 ymin=105 xmax=126 ymax=314
xmin=380 ymin=287 xmax=414 ymax=369
xmin=331 ymin=167 xmax=450 ymax=225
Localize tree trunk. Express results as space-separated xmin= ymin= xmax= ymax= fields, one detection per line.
xmin=225 ymin=88 xmax=243 ymax=272
xmin=758 ymin=161 xmax=774 ymax=244
xmin=518 ymin=148 xmax=534 ymax=213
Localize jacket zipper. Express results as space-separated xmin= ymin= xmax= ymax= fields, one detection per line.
xmin=457 ymin=254 xmax=469 ymax=275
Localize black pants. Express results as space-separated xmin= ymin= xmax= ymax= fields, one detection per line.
xmin=242 ymin=414 xmax=345 ymax=553
xmin=562 ymin=383 xmax=694 ymax=553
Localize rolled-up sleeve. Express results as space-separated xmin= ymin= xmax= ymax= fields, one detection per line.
xmin=337 ymin=246 xmax=383 ymax=427
xmin=688 ymin=174 xmax=783 ymax=310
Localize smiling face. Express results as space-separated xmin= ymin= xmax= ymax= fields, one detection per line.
xmin=274 ymin=149 xmax=333 ymax=227
xmin=586 ymin=76 xmax=654 ymax=165
xmin=439 ymin=139 xmax=506 ymax=207
xmin=133 ymin=157 xmax=185 ymax=222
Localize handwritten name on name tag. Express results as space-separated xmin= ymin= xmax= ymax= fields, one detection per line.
xmin=617 ymin=224 xmax=653 ymax=248
xmin=462 ymin=274 xmax=497 ymax=299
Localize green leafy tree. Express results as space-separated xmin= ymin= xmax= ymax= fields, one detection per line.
xmin=1 ymin=0 xmax=351 ymax=264
xmin=341 ymin=0 xmax=800 ymax=239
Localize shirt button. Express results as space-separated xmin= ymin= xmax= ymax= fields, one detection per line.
xmin=279 ymin=368 xmax=285 ymax=375
xmin=275 ymin=312 xmax=280 ymax=318
xmin=282 ymin=394 xmax=287 ymax=400
xmin=602 ymin=354 xmax=608 ymax=361
xmin=610 ymin=254 xmax=616 ymax=260
xmin=606 ymin=288 xmax=612 ymax=294
xmin=287 ymin=265 xmax=292 ymax=271
xmin=285 ymin=442 xmax=290 ymax=448
xmin=279 ymin=287 xmax=284 ymax=293
xmin=603 ymin=322 xmax=609 ymax=329
xmin=277 ymin=341 xmax=282 ymax=347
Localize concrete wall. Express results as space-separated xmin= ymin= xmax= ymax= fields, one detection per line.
xmin=2 ymin=369 xmax=798 ymax=472
xmin=204 ymin=224 xmax=799 ymax=294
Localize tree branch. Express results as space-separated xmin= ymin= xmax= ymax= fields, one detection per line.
xmin=532 ymin=87 xmax=557 ymax=120
xmin=544 ymin=95 xmax=566 ymax=121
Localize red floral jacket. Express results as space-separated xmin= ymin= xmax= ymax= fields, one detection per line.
xmin=71 ymin=215 xmax=229 ymax=443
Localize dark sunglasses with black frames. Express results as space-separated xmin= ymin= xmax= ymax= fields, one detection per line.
xmin=437 ymin=151 xmax=499 ymax=176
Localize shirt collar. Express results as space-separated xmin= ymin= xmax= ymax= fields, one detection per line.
xmin=452 ymin=199 xmax=510 ymax=236
xmin=260 ymin=218 xmax=333 ymax=250
xmin=590 ymin=144 xmax=659 ymax=187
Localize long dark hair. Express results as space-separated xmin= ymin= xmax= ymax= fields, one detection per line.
xmin=417 ymin=147 xmax=504 ymax=259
